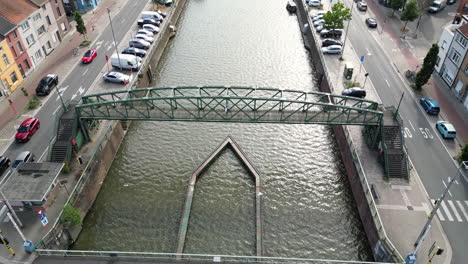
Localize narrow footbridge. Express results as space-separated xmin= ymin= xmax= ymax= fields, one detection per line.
xmin=76 ymin=86 xmax=383 ymax=125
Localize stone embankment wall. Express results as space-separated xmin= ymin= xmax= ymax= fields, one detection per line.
xmin=294 ymin=0 xmax=382 ymax=260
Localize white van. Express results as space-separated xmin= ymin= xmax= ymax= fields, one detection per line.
xmin=110 ymin=54 xmax=141 ymax=71
xmin=141 ymin=11 xmax=163 ymax=21
xmin=428 ymin=0 xmax=446 ymax=13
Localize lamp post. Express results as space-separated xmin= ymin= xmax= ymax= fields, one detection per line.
xmin=339 ymin=1 xmax=354 ymax=60
xmin=56 ymin=86 xmax=67 ymax=112
xmin=413 ymin=161 xmax=468 ymax=249
xmin=107 ymin=8 xmax=122 ymax=69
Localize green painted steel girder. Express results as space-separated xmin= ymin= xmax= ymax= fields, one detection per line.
xmin=76 ymin=86 xmax=383 ymax=125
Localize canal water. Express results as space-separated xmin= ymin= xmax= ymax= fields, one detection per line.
xmin=73 ymin=0 xmax=373 ymax=261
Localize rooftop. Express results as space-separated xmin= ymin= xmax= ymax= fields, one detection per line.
xmin=0 ymin=0 xmax=38 ymax=25
xmin=457 ymin=23 xmax=468 ymax=37
xmin=0 ymin=16 xmax=16 ymax=37
xmin=1 ymin=162 xmax=64 ymax=201
xmin=29 ymin=0 xmax=49 ymax=7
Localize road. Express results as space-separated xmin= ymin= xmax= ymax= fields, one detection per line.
xmin=342 ymin=1 xmax=468 ymax=263
xmin=1 ymin=0 xmax=148 ymax=168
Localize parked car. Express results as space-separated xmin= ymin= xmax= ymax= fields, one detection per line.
xmin=12 ymin=151 xmax=35 ymax=169
xmin=103 ymin=72 xmax=131 ymax=84
xmin=141 ymin=11 xmax=163 ymax=21
xmin=286 ymin=0 xmax=297 ymax=13
xmin=135 ymin=34 xmax=154 ymax=43
xmin=321 ymin=45 xmax=343 ymax=54
xmin=311 ymin=11 xmax=326 ymax=19
xmin=122 ymin=47 xmax=147 ymax=58
xmin=341 ymin=88 xmax=366 ymax=98
xmin=137 ymin=29 xmax=155 ymax=37
xmin=81 ymin=49 xmax=97 ymax=64
xmin=312 ymin=14 xmax=324 ymax=21
xmin=419 ymin=97 xmax=440 ymax=115
xmin=365 ymin=18 xmax=377 ymax=28
xmin=436 ymin=121 xmax=456 ymax=139
xmin=129 ymin=39 xmax=151 ymax=50
xmin=142 ymin=24 xmax=160 ymax=34
xmin=110 ymin=54 xmax=142 ymax=71
xmin=155 ymin=9 xmax=167 ymax=17
xmin=0 ymin=156 xmax=11 ymax=176
xmin=16 ymin=117 xmax=40 ymax=143
xmin=320 ymin=29 xmax=343 ymax=38
xmin=162 ymin=0 xmax=173 ymax=6
xmin=36 ymin=74 xmax=58 ymax=96
xmin=137 ymin=18 xmax=160 ymax=27
xmin=322 ymin=39 xmax=343 ymax=47
xmin=428 ymin=0 xmax=446 ymax=13
xmin=313 ymin=19 xmax=325 ymax=27
xmin=357 ymin=1 xmax=368 ymax=11
xmin=316 ymin=25 xmax=324 ymax=32
xmin=308 ymin=0 xmax=322 ymax=7
xmin=447 ymin=0 xmax=456 ymax=4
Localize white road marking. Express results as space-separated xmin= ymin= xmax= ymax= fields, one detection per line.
xmin=442 ymin=180 xmax=452 ymax=197
xmin=121 ymin=17 xmax=126 ymax=24
xmin=39 ymin=146 xmax=49 ymax=161
xmin=366 ymin=48 xmax=371 ymax=56
xmin=431 ymin=200 xmax=446 ymax=221
xmin=71 ymin=86 xmax=86 ymax=101
xmin=440 ymin=201 xmax=454 ymax=221
xmin=408 ymin=120 xmax=415 ymax=131
xmin=53 ymin=106 xmax=61 ymax=116
xmin=384 ymin=79 xmax=390 ymax=87
xmin=82 ymin=68 xmax=89 ymax=76
xmin=456 ymin=200 xmax=468 ymax=221
xmin=55 ymin=86 xmax=69 ymax=101
xmin=106 ymin=43 xmax=114 ymax=51
xmin=448 ymin=200 xmax=463 ymax=222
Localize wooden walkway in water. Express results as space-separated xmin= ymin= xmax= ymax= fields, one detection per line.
xmin=176 ymin=136 xmax=263 ymax=256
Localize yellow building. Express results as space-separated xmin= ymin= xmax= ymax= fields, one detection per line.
xmin=0 ymin=38 xmax=23 ymax=93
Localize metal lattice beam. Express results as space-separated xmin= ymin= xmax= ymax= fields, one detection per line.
xmin=76 ymin=86 xmax=383 ymax=126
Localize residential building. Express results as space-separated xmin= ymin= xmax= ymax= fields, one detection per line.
xmin=435 ymin=24 xmax=458 ymax=73
xmin=438 ymin=23 xmax=468 ymax=109
xmin=0 ymin=38 xmax=24 ymax=94
xmin=0 ymin=16 xmax=33 ymax=77
xmin=0 ymin=0 xmax=57 ymax=69
xmin=453 ymin=0 xmax=468 ymax=24
xmin=48 ymin=0 xmax=70 ymax=42
xmin=62 ymin=0 xmax=77 ymax=16
xmin=30 ymin=0 xmax=60 ymax=50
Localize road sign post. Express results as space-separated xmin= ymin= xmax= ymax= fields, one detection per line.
xmin=0 ymin=229 xmax=15 ymax=256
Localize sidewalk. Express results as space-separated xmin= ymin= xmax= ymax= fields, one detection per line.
xmin=364 ymin=0 xmax=468 ymax=146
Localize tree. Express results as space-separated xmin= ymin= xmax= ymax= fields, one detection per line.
xmin=414 ymin=44 xmax=439 ymax=90
xmin=60 ymin=204 xmax=81 ymax=228
xmin=400 ymin=0 xmax=419 ymax=32
xmin=74 ymin=11 xmax=87 ymax=40
xmin=457 ymin=144 xmax=468 ymax=164
xmin=322 ymin=2 xmax=352 ymax=30
xmin=389 ymin=0 xmax=405 ymax=16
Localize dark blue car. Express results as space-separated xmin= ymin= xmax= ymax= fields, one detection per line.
xmin=419 ymin=97 xmax=440 ymax=115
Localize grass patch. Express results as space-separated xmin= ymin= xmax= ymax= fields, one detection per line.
xmin=345 ymin=82 xmax=360 ymax=88
xmin=27 ymin=96 xmax=41 ymax=110
xmin=62 ymin=162 xmax=72 ymax=174
xmin=79 ymin=40 xmax=91 ymax=47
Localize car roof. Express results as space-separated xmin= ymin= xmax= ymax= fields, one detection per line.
xmin=424 ymin=97 xmax=440 ymax=107
xmin=367 ymin=18 xmax=376 ymax=22
xmin=15 ymin=151 xmax=31 ymax=160
xmin=439 ymin=121 xmax=456 ymax=131
xmin=20 ymin=117 xmax=36 ymax=126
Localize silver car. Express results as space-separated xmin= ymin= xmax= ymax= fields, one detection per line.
xmin=136 ymin=29 xmax=154 ymax=37
xmin=135 ymin=34 xmax=154 ymax=43
xmin=129 ymin=39 xmax=150 ymax=49
xmin=142 ymin=24 xmax=160 ymax=34
xmin=103 ymin=72 xmax=131 ymax=84
xmin=321 ymin=45 xmax=343 ymax=54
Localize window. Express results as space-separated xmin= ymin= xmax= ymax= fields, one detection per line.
xmin=2 ymin=54 xmax=9 ymax=65
xmin=35 ymin=49 xmax=43 ymax=60
xmin=57 ymin=7 xmax=62 ymax=17
xmin=9 ymin=71 xmax=18 ymax=83
xmin=20 ymin=21 xmax=30 ymax=32
xmin=23 ymin=59 xmax=30 ymax=69
xmin=37 ymin=25 xmax=46 ymax=35
xmin=46 ymin=41 xmax=52 ymax=49
xmin=12 ymin=31 xmax=17 ymax=38
xmin=450 ymin=49 xmax=461 ymax=63
xmin=26 ymin=34 xmax=35 ymax=46
xmin=46 ymin=15 xmax=51 ymax=25
xmin=32 ymin=13 xmax=41 ymax=21
xmin=456 ymin=33 xmax=468 ymax=48
xmin=61 ymin=22 xmax=67 ymax=31
xmin=18 ymin=64 xmax=25 ymax=77
xmin=441 ymin=40 xmax=447 ymax=50
xmin=444 ymin=71 xmax=454 ymax=84
xmin=17 ymin=42 xmax=24 ymax=53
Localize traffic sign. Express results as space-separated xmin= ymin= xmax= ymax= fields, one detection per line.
xmin=360 ymin=56 xmax=365 ymax=62
xmin=40 ymin=217 xmax=48 ymax=226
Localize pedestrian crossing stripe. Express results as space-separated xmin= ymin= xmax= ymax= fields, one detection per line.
xmin=431 ymin=200 xmax=468 ymax=222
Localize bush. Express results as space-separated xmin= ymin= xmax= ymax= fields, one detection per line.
xmin=27 ymin=96 xmax=41 ymax=110
xmin=21 ymin=87 xmax=29 ymax=96
xmin=457 ymin=144 xmax=468 ymax=164
xmin=60 ymin=204 xmax=81 ymax=228
xmin=62 ymin=162 xmax=72 ymax=173
xmin=80 ymin=40 xmax=91 ymax=47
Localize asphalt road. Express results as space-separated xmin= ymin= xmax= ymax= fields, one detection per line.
xmin=2 ymin=0 xmax=148 ymax=167
xmin=342 ymin=1 xmax=468 ymax=263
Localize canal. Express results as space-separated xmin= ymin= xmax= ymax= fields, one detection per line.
xmin=73 ymin=0 xmax=373 ymax=261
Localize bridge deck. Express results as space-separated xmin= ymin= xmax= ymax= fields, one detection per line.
xmin=176 ymin=136 xmax=263 ymax=256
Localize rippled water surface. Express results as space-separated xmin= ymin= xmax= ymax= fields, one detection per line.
xmin=73 ymin=0 xmax=372 ymax=260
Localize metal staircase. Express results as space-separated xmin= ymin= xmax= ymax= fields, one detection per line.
xmin=381 ymin=108 xmax=408 ymax=179
xmin=50 ymin=106 xmax=77 ymax=163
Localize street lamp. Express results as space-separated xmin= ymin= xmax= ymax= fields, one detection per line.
xmin=339 ymin=1 xmax=354 ymax=60
xmin=107 ymin=8 xmax=122 ymax=69
xmin=56 ymin=86 xmax=67 ymax=112
xmin=413 ymin=161 xmax=468 ymax=249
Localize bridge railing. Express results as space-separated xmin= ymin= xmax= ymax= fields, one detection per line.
xmin=342 ymin=127 xmax=404 ymax=263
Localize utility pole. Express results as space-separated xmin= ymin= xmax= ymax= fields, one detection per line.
xmin=0 ymin=191 xmax=23 ymax=228
xmin=393 ymin=92 xmax=404 ymax=120
xmin=107 ymin=8 xmax=122 ymax=69
xmin=339 ymin=1 xmax=354 ymax=60
xmin=56 ymin=85 xmax=67 ymax=112
xmin=414 ymin=161 xmax=468 ymax=249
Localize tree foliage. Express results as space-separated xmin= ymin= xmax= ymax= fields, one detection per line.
xmin=401 ymin=0 xmax=419 ymax=31
xmin=74 ymin=11 xmax=87 ymax=39
xmin=415 ymin=44 xmax=439 ymax=90
xmin=323 ymin=2 xmax=352 ymax=30
xmin=60 ymin=204 xmax=81 ymax=228
xmin=457 ymin=144 xmax=468 ymax=164
xmin=389 ymin=0 xmax=405 ymax=16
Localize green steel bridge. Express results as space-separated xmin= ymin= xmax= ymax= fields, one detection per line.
xmin=76 ymin=86 xmax=383 ymax=127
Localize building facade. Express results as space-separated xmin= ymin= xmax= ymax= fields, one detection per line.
xmin=0 ymin=38 xmax=24 ymax=94
xmin=0 ymin=16 xmax=33 ymax=78
xmin=49 ymin=0 xmax=70 ymax=42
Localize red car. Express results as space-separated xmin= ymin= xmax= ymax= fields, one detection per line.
xmin=15 ymin=117 xmax=40 ymax=142
xmin=81 ymin=49 xmax=97 ymax=64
